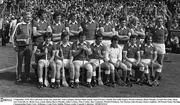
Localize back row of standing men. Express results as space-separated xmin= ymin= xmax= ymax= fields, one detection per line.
xmin=11 ymin=10 xmax=167 ymax=88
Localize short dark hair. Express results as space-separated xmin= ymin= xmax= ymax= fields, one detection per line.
xmin=69 ymin=13 xmax=76 ymax=19
xmin=53 ymin=11 xmax=61 ymax=20
xmin=104 ymin=12 xmax=111 ymax=18
xmin=78 ymin=31 xmax=86 ymax=38
xmin=44 ymin=32 xmax=52 ymax=39
xmin=111 ymin=35 xmax=119 ymax=42
xmin=130 ymin=35 xmax=137 ymax=39
xmin=156 ymin=16 xmax=164 ymax=22
xmin=95 ymin=33 xmax=103 ymax=39
xmin=37 ymin=9 xmax=46 ymax=18
xmin=61 ymin=32 xmax=69 ymax=40
xmin=144 ymin=35 xmax=152 ymax=43
xmin=119 ymin=17 xmax=127 ymax=22
xmin=86 ymin=11 xmax=93 ymax=16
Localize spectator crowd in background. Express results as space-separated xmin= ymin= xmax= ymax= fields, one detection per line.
xmin=0 ymin=0 xmax=180 ymax=51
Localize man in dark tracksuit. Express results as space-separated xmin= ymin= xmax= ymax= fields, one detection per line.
xmin=12 ymin=12 xmax=32 ymax=84
xmin=1 ymin=18 xmax=10 ymax=46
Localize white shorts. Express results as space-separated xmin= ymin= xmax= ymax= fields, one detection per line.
xmin=56 ymin=59 xmax=71 ymax=68
xmin=110 ymin=59 xmax=119 ymax=64
xmin=128 ymin=58 xmax=137 ymax=63
xmin=73 ymin=60 xmax=89 ymax=67
xmin=89 ymin=59 xmax=104 ymax=67
xmin=141 ymin=59 xmax=151 ymax=65
xmin=153 ymin=43 xmax=166 ymax=54
xmin=38 ymin=59 xmax=50 ymax=66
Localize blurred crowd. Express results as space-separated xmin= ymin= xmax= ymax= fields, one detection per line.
xmin=0 ymin=0 xmax=180 ymax=51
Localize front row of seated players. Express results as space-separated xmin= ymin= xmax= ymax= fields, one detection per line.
xmin=35 ymin=33 xmax=55 ymax=88
xmin=35 ymin=31 xmax=162 ymax=89
xmin=140 ymin=36 xmax=162 ymax=86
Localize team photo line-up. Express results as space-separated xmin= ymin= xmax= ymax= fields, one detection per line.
xmin=10 ymin=9 xmax=167 ymax=89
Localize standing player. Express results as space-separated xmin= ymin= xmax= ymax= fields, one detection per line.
xmin=117 ymin=17 xmax=131 ymax=49
xmin=150 ymin=17 xmax=168 ymax=82
xmin=51 ymin=12 xmax=65 ymax=43
xmin=33 ymin=9 xmax=52 ymax=46
xmin=55 ymin=32 xmax=74 ymax=88
xmin=65 ymin=13 xmax=83 ymax=42
xmin=12 ymin=12 xmax=32 ymax=83
xmin=99 ymin=12 xmax=116 ymax=46
xmin=129 ymin=17 xmax=145 ymax=43
xmin=81 ymin=11 xmax=99 ymax=44
xmin=72 ymin=31 xmax=93 ymax=88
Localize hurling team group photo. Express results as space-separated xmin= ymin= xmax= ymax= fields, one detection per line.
xmin=0 ymin=0 xmax=180 ymax=97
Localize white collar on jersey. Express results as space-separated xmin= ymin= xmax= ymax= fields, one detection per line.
xmin=128 ymin=42 xmax=137 ymax=48
xmin=86 ymin=19 xmax=95 ymax=24
xmin=144 ymin=43 xmax=153 ymax=47
xmin=43 ymin=41 xmax=53 ymax=46
xmin=77 ymin=40 xmax=88 ymax=45
xmin=120 ymin=26 xmax=127 ymax=30
xmin=92 ymin=42 xmax=103 ymax=47
xmin=60 ymin=41 xmax=71 ymax=47
xmin=105 ymin=21 xmax=112 ymax=26
xmin=69 ymin=20 xmax=78 ymax=25
xmin=53 ymin=21 xmax=62 ymax=26
xmin=155 ymin=25 xmax=165 ymax=30
xmin=37 ymin=19 xmax=47 ymax=23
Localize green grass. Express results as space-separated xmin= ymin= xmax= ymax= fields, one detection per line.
xmin=0 ymin=45 xmax=180 ymax=97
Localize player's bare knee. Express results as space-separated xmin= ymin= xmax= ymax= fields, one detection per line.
xmin=85 ymin=64 xmax=93 ymax=73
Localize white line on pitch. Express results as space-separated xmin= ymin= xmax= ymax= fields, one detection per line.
xmin=0 ymin=66 xmax=16 ymax=72
xmin=0 ymin=62 xmax=35 ymax=72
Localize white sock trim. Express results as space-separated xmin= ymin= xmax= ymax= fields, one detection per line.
xmin=39 ymin=78 xmax=43 ymax=83
xmin=75 ymin=79 xmax=79 ymax=83
xmin=51 ymin=78 xmax=55 ymax=83
xmin=87 ymin=78 xmax=92 ymax=83
xmin=92 ymin=72 xmax=96 ymax=76
xmin=144 ymin=69 xmax=149 ymax=74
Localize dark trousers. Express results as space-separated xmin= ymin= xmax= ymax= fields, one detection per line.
xmin=171 ymin=43 xmax=179 ymax=53
xmin=0 ymin=29 xmax=5 ymax=46
xmin=1 ymin=29 xmax=9 ymax=46
xmin=16 ymin=46 xmax=32 ymax=79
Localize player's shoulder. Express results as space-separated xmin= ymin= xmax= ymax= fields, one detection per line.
xmin=85 ymin=41 xmax=91 ymax=45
